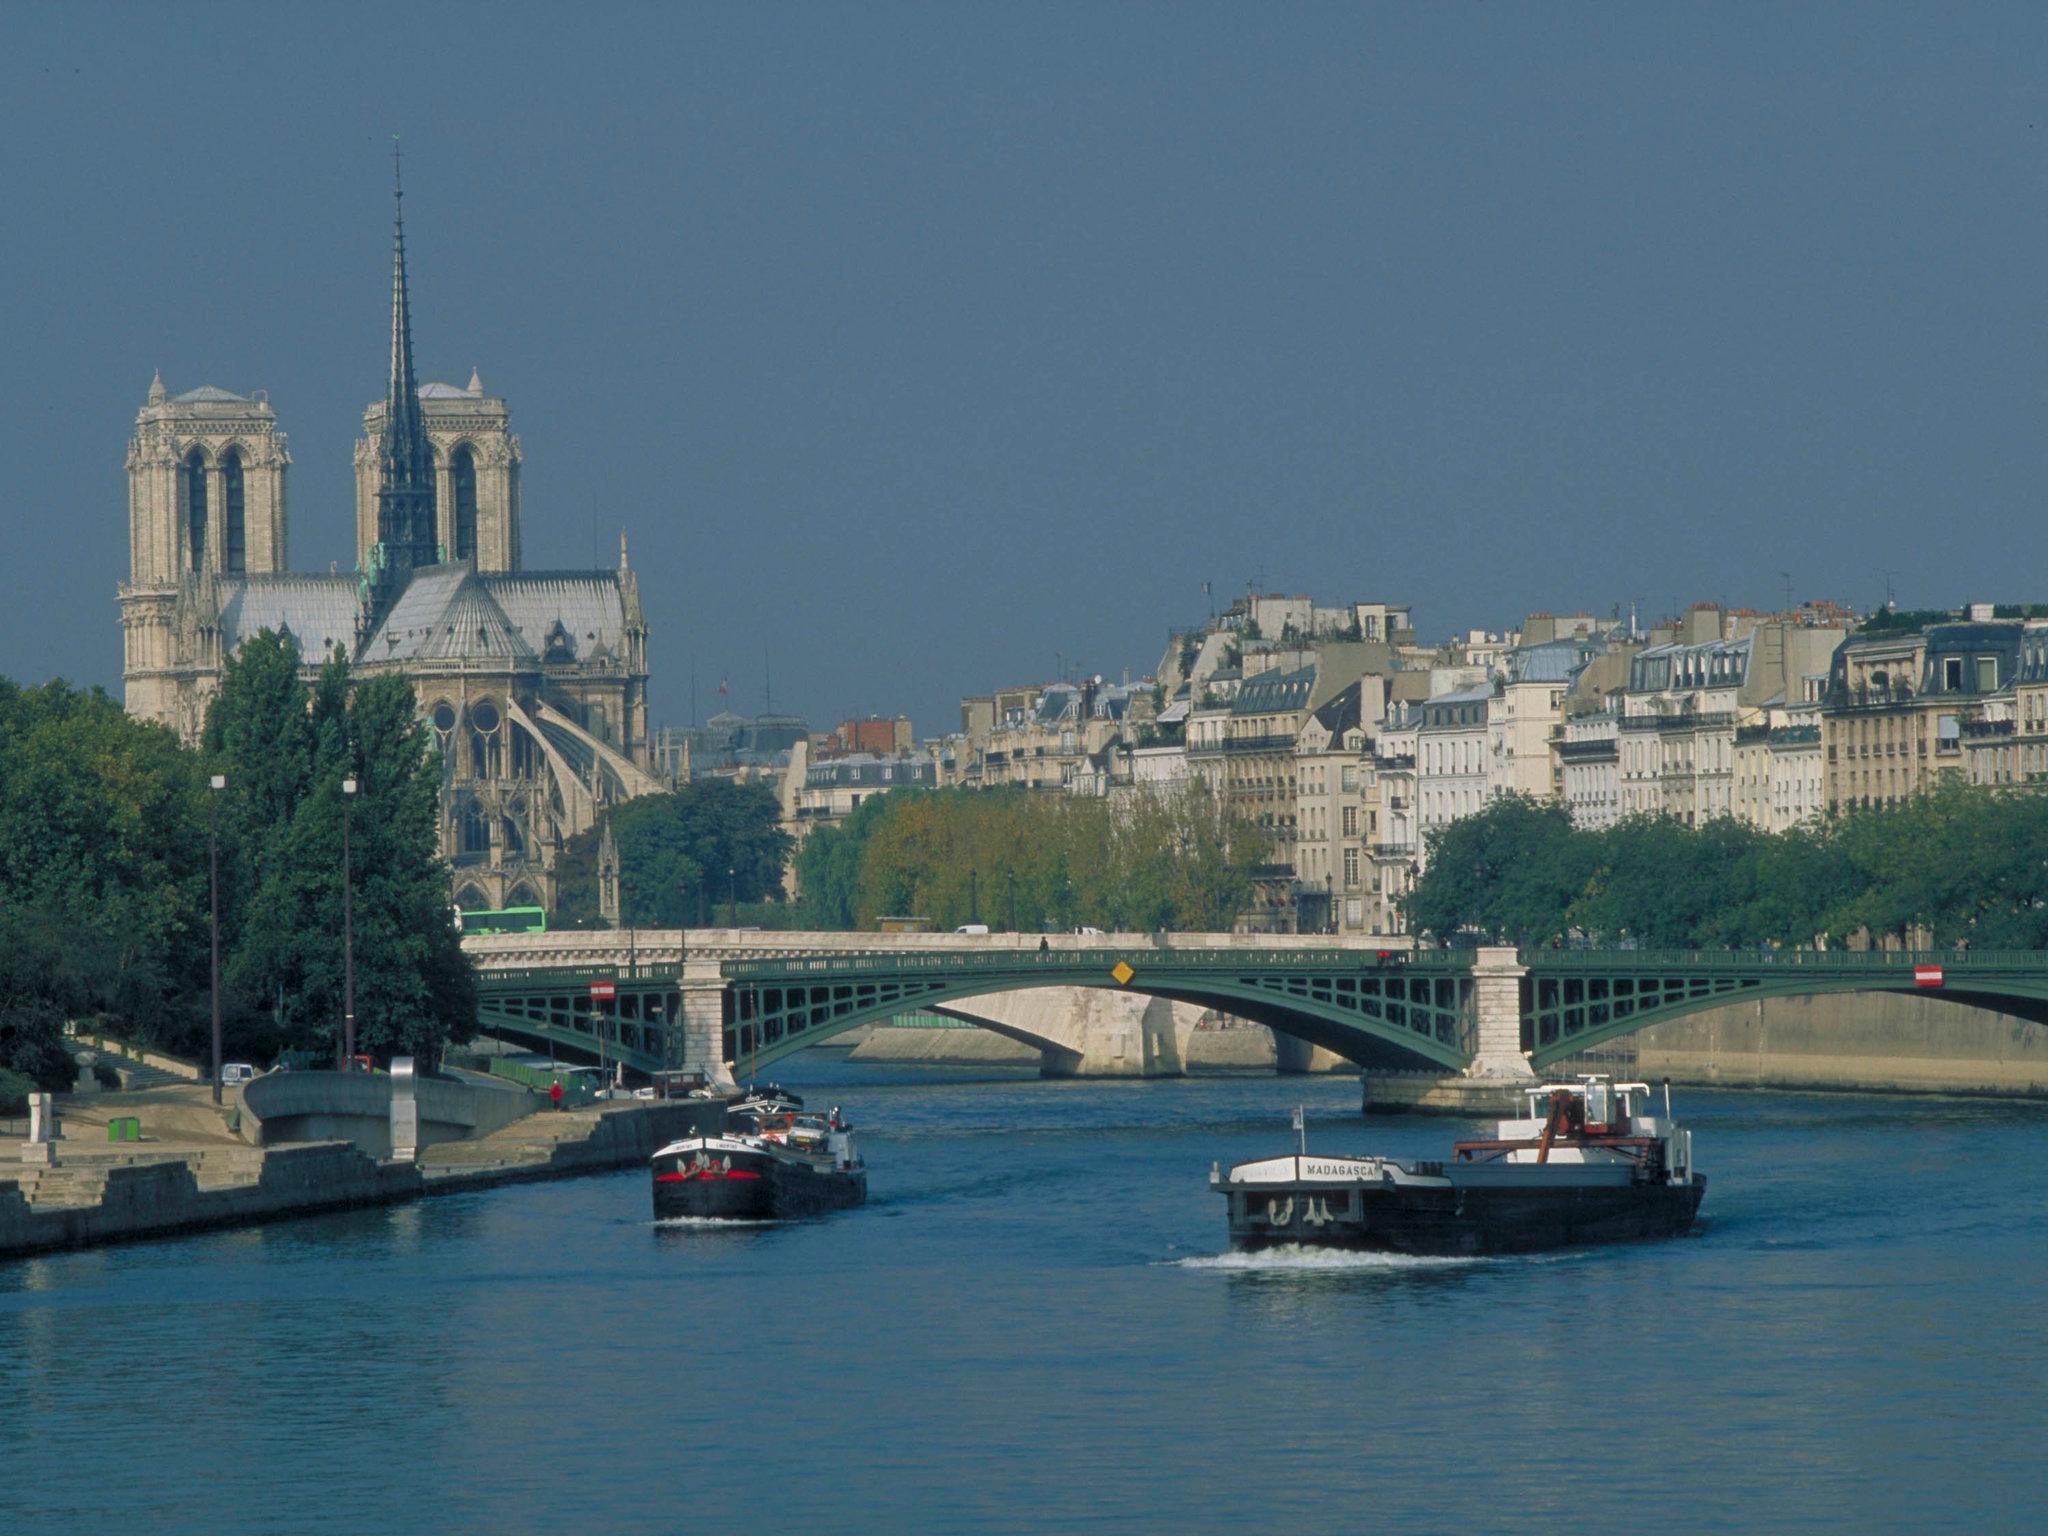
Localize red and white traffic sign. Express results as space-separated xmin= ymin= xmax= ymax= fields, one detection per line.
xmin=589 ymin=981 xmax=617 ymax=1000
xmin=1913 ymin=966 xmax=1944 ymax=988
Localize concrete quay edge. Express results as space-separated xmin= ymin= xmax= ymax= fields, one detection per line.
xmin=1 ymin=1098 xmax=724 ymax=1262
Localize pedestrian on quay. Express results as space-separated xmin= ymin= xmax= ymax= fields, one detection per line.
xmin=1038 ymin=936 xmax=1050 ymax=955
xmin=549 ymin=1078 xmax=564 ymax=1112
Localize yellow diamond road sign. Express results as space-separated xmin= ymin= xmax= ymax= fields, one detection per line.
xmin=1111 ymin=960 xmax=1135 ymax=986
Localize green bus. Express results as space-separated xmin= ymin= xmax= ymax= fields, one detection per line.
xmin=456 ymin=906 xmax=548 ymax=935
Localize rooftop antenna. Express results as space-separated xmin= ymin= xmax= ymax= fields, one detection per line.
xmin=1781 ymin=571 xmax=1794 ymax=615
xmin=763 ymin=648 xmax=773 ymax=715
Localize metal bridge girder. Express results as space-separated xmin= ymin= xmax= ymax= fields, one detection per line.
xmin=719 ymin=951 xmax=1479 ymax=1073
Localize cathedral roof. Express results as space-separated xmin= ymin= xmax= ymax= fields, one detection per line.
xmin=171 ymin=385 xmax=254 ymax=404
xmin=418 ymin=381 xmax=475 ymax=399
xmin=217 ymin=575 xmax=360 ymax=663
xmin=483 ymin=573 xmax=633 ymax=664
xmin=362 ymin=566 xmax=538 ymax=665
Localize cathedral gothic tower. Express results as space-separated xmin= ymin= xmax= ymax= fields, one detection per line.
xmin=354 ymin=370 xmax=522 ymax=575
xmin=120 ymin=374 xmax=291 ymax=730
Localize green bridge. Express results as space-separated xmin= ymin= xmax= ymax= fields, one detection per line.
xmin=469 ymin=943 xmax=2048 ymax=1079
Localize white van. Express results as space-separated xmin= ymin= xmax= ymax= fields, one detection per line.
xmin=954 ymin=924 xmax=991 ymax=936
xmin=219 ymin=1063 xmax=256 ymax=1086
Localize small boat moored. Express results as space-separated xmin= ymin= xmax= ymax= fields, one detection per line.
xmin=1214 ymin=1076 xmax=1704 ymax=1256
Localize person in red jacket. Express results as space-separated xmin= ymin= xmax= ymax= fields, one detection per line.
xmin=549 ymin=1078 xmax=564 ymax=1112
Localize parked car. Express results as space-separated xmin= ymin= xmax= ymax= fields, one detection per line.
xmin=955 ymin=924 xmax=991 ymax=935
xmin=219 ymin=1062 xmax=256 ymax=1086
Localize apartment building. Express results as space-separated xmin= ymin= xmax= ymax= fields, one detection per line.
xmin=1823 ymin=620 xmax=2022 ymax=810
xmin=1620 ymin=607 xmax=1845 ymax=825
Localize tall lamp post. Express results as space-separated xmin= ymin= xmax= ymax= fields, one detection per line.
xmin=341 ymin=776 xmax=357 ymax=1067
xmin=726 ymin=866 xmax=738 ymax=928
xmin=208 ymin=774 xmax=226 ymax=1105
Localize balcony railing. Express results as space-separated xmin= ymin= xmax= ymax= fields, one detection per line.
xmin=1618 ymin=712 xmax=1735 ymax=733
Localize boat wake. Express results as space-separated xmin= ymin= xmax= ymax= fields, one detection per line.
xmin=1171 ymin=1246 xmax=1478 ymax=1272
xmin=651 ymin=1215 xmax=779 ymax=1229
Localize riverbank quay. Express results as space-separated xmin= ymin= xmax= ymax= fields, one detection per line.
xmin=1 ymin=1087 xmax=722 ymax=1261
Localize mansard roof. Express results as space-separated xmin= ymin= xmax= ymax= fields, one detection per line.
xmin=171 ymin=385 xmax=254 ymax=404
xmin=1231 ymin=663 xmax=1315 ymax=716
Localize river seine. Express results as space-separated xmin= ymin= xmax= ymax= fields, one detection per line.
xmin=6 ymin=1061 xmax=2045 ymax=1535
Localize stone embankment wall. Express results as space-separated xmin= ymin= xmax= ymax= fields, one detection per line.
xmin=1 ymin=1099 xmax=726 ymax=1260
xmin=1613 ymin=992 xmax=2048 ymax=1096
xmin=846 ymin=1013 xmax=1353 ymax=1074
xmin=0 ymin=1142 xmax=415 ymax=1256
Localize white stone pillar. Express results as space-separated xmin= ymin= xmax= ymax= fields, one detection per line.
xmin=1466 ymin=946 xmax=1536 ymax=1080
xmin=680 ymin=958 xmax=737 ymax=1089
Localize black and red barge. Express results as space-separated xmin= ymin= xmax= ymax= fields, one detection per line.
xmin=1214 ymin=1076 xmax=1704 ymax=1256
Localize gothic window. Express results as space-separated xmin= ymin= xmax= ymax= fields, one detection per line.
xmin=458 ymin=800 xmax=490 ymax=855
xmin=506 ymin=883 xmax=538 ymax=909
xmin=222 ymin=449 xmax=246 ymax=573
xmin=470 ymin=699 xmax=502 ymax=779
xmin=454 ymin=884 xmax=488 ymax=912
xmin=451 ymin=444 xmax=478 ymax=561
xmin=184 ymin=449 xmax=207 ymax=570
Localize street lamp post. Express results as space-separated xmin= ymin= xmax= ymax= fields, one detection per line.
xmin=727 ymin=866 xmax=737 ymax=928
xmin=1006 ymin=870 xmax=1016 ymax=934
xmin=208 ymin=774 xmax=226 ymax=1105
xmin=341 ymin=777 xmax=357 ymax=1067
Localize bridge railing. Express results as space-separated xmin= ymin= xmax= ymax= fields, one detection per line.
xmin=1521 ymin=947 xmax=2048 ymax=971
xmin=722 ymin=948 xmax=1472 ymax=980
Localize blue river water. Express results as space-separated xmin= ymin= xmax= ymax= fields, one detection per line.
xmin=5 ymin=1059 xmax=2046 ymax=1536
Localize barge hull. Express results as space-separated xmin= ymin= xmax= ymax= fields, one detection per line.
xmin=1227 ymin=1174 xmax=1705 ymax=1256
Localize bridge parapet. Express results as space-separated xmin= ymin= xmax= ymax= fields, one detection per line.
xmin=464 ymin=928 xmax=1420 ymax=973
xmin=1521 ymin=947 xmax=2048 ymax=973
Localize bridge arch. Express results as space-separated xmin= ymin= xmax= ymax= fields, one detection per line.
xmin=720 ymin=951 xmax=1478 ymax=1074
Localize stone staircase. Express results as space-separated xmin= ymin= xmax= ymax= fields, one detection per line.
xmin=5 ymin=1167 xmax=114 ymax=1208
xmin=67 ymin=1042 xmax=196 ymax=1092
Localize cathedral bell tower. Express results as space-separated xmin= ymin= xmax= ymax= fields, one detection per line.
xmin=120 ymin=372 xmax=290 ymax=730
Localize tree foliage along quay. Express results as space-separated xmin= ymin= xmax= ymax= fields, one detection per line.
xmin=1403 ymin=785 xmax=2048 ymax=950
xmin=203 ymin=635 xmax=474 ymax=1065
xmin=553 ymin=779 xmax=795 ymax=928
xmin=0 ymin=637 xmax=476 ymax=1107
xmin=0 ymin=678 xmax=212 ymax=1098
xmin=793 ymin=782 xmax=1269 ymax=933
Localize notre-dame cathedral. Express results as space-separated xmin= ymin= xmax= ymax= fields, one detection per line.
xmin=117 ymin=174 xmax=659 ymax=913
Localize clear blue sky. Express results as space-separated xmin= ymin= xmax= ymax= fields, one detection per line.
xmin=5 ymin=4 xmax=2046 ymax=736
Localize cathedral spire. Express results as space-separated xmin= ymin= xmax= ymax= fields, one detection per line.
xmin=376 ymin=142 xmax=438 ymax=579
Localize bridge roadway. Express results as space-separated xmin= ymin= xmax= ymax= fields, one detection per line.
xmin=464 ymin=931 xmax=2048 ymax=1085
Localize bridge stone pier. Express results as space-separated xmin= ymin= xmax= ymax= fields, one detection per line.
xmin=680 ymin=959 xmax=738 ymax=1090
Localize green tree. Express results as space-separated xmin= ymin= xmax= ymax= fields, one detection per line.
xmin=0 ymin=680 xmax=211 ymax=1043
xmin=559 ymin=780 xmax=794 ymax=927
xmin=1404 ymin=796 xmax=1588 ymax=943
xmin=207 ymin=651 xmax=473 ymax=1063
